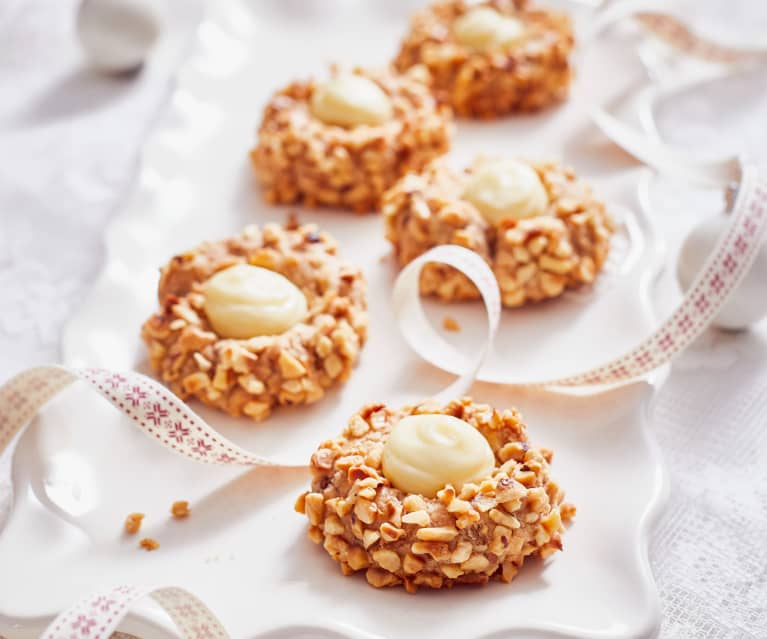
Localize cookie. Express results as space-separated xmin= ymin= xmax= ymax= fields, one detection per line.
xmin=251 ymin=67 xmax=452 ymax=212
xmin=296 ymin=398 xmax=573 ymax=592
xmin=141 ymin=222 xmax=367 ymax=421
xmin=383 ymin=157 xmax=614 ymax=307
xmin=394 ymin=0 xmax=574 ymax=118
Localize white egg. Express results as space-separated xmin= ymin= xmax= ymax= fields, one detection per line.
xmin=77 ymin=0 xmax=161 ymax=73
xmin=677 ymin=212 xmax=767 ymax=330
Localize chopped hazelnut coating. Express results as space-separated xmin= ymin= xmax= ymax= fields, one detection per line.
xmin=394 ymin=0 xmax=574 ymax=118
xmin=141 ymin=222 xmax=368 ymax=421
xmin=171 ymin=501 xmax=191 ymax=518
xmin=124 ymin=513 xmax=144 ymax=535
xmin=297 ymin=398 xmax=573 ymax=592
xmin=251 ymin=66 xmax=452 ymax=212
xmin=139 ymin=538 xmax=160 ymax=551
xmin=383 ymin=158 xmax=614 ymax=307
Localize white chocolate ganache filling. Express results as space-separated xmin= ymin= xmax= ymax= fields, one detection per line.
xmin=310 ymin=74 xmax=393 ymax=127
xmin=462 ymin=159 xmax=549 ymax=225
xmin=382 ymin=414 xmax=496 ymax=498
xmin=452 ymin=7 xmax=525 ymax=51
xmin=203 ymin=264 xmax=308 ymax=339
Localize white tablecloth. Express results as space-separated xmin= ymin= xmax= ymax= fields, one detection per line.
xmin=1 ymin=1 xmax=766 ymax=637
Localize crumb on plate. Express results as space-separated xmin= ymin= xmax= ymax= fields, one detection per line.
xmin=442 ymin=316 xmax=461 ymax=332
xmin=124 ymin=512 xmax=144 ymax=535
xmin=139 ymin=538 xmax=160 ymax=551
xmin=171 ymin=500 xmax=191 ymax=518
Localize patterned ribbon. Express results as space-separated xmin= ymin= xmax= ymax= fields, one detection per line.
xmin=590 ymin=0 xmax=767 ymax=65
xmin=2 ymin=6 xmax=766 ymax=637
xmin=39 ymin=585 xmax=228 ymax=639
xmin=637 ymin=13 xmax=767 ymax=64
xmin=0 ymin=366 xmax=288 ymax=471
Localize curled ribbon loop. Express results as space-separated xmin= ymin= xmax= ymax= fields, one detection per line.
xmin=392 ymin=245 xmax=500 ymax=403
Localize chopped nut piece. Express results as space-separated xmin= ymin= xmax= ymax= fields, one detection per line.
xmin=304 ymin=492 xmax=325 ymax=526
xmin=402 ymin=510 xmax=431 ymax=527
xmin=323 ymin=514 xmax=344 ymax=536
xmin=541 ymin=509 xmax=563 ymax=535
xmin=363 ymin=529 xmax=381 ymax=549
xmin=442 ymin=316 xmax=460 ymax=332
xmin=402 ymin=494 xmax=428 ymax=513
xmin=450 ymin=541 xmax=473 ymax=564
xmin=461 ymin=554 xmax=490 ymax=572
xmin=415 ymin=526 xmax=458 ymax=542
xmin=402 ymin=553 xmax=426 ymax=575
xmin=307 ymin=525 xmax=323 ymax=544
xmin=372 ymin=549 xmax=402 ymax=572
xmin=323 ymin=355 xmax=344 ymax=380
xmin=171 ymin=501 xmax=190 ymax=519
xmin=124 ymin=513 xmax=144 ymax=535
xmin=380 ymin=522 xmax=405 ymax=542
xmin=441 ymin=564 xmax=464 ymax=579
xmin=560 ymin=502 xmax=577 ymax=522
xmin=347 ymin=546 xmax=370 ymax=571
xmin=278 ymin=351 xmax=307 ymax=379
xmin=366 ymin=567 xmax=400 ymax=588
xmin=354 ymin=499 xmax=378 ymax=525
xmin=139 ymin=538 xmax=160 ymax=551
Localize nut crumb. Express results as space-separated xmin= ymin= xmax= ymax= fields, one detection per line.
xmin=285 ymin=211 xmax=300 ymax=229
xmin=560 ymin=502 xmax=577 ymax=522
xmin=124 ymin=513 xmax=144 ymax=535
xmin=171 ymin=500 xmax=191 ymax=518
xmin=442 ymin=316 xmax=460 ymax=332
xmin=139 ymin=538 xmax=160 ymax=551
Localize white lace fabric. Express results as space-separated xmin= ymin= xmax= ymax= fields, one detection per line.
xmin=1 ymin=1 xmax=766 ymax=637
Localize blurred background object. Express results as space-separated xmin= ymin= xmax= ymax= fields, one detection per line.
xmin=77 ymin=0 xmax=162 ymax=73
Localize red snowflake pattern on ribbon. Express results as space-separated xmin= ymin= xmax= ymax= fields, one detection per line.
xmin=39 ymin=585 xmax=230 ymax=639
xmin=166 ymin=419 xmax=191 ymax=443
xmin=546 ymin=167 xmax=767 ymax=386
xmin=144 ymin=401 xmax=169 ymax=425
xmin=124 ymin=385 xmax=147 ymax=407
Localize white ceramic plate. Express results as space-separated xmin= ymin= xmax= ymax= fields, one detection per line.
xmin=0 ymin=380 xmax=667 ymax=639
xmin=1 ymin=1 xmax=669 ymax=637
